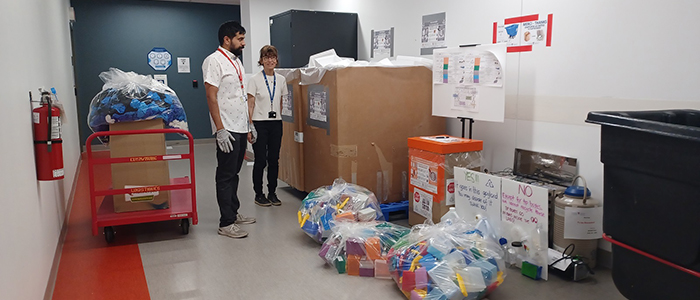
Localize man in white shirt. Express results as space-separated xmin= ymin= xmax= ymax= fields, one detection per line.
xmin=202 ymin=21 xmax=256 ymax=238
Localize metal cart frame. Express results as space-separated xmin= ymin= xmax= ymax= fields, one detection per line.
xmin=86 ymin=128 xmax=198 ymax=243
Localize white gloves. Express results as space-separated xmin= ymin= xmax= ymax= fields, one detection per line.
xmin=249 ymin=122 xmax=258 ymax=144
xmin=216 ymin=129 xmax=235 ymax=153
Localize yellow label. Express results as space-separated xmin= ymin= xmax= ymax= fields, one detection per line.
xmin=130 ymin=195 xmax=155 ymax=202
xmin=129 ymin=156 xmax=158 ymax=162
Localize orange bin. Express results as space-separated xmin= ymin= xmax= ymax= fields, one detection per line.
xmin=407 ymin=136 xmax=484 ymax=225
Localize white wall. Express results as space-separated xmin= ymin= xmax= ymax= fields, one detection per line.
xmin=240 ymin=0 xmax=314 ymax=72
xmin=0 ymin=0 xmax=80 ymax=298
xmin=283 ymin=0 xmax=700 ymax=252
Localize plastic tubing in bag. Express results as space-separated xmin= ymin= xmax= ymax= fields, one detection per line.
xmin=388 ymin=217 xmax=506 ymax=300
xmin=319 ymin=221 xmax=410 ymax=277
xmin=298 ymin=178 xmax=385 ymax=243
xmin=87 ymin=68 xmax=189 ymax=142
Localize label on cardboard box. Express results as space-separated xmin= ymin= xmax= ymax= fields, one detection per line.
xmin=125 ymin=185 xmax=160 ymax=202
xmin=413 ymin=188 xmax=433 ymax=219
xmin=445 ymin=178 xmax=455 ymax=205
xmin=410 ymin=156 xmax=438 ymax=194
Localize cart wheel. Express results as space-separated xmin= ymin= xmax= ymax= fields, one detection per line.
xmin=181 ymin=219 xmax=190 ymax=235
xmin=104 ymin=227 xmax=115 ymax=243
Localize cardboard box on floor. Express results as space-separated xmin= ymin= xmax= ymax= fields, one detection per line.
xmin=301 ymin=67 xmax=445 ymax=203
xmin=407 ymin=136 xmax=484 ymax=225
xmin=277 ymin=69 xmax=305 ymax=191
xmin=109 ymin=119 xmax=171 ymax=213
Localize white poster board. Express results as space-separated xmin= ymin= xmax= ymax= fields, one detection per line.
xmin=453 ymin=167 xmax=502 ymax=234
xmin=501 ymin=178 xmax=549 ymax=280
xmin=432 ymin=44 xmax=506 ymax=122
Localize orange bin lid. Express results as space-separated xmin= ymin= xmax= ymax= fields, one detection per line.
xmin=408 ymin=135 xmax=483 ymax=154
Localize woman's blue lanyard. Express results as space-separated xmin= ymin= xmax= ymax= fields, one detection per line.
xmin=263 ymin=72 xmax=276 ymax=111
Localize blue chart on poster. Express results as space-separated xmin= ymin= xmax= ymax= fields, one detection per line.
xmin=148 ymin=47 xmax=172 ymax=71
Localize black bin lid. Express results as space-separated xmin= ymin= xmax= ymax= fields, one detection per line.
xmin=586 ymin=110 xmax=700 ymax=142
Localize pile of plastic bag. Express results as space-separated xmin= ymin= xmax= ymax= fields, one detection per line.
xmin=88 ymin=68 xmax=188 ymax=142
xmin=319 ymin=221 xmax=410 ymax=278
xmin=388 ymin=216 xmax=506 ymax=300
xmin=298 ymin=179 xmax=384 ymax=243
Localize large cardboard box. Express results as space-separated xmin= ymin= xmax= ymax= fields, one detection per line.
xmin=109 ymin=119 xmax=171 ymax=213
xmin=407 ymin=136 xmax=484 ymax=225
xmin=277 ymin=69 xmax=305 ymax=191
xmin=301 ymin=67 xmax=446 ymax=203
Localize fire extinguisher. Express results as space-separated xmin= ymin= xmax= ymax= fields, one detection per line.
xmin=33 ymin=89 xmax=64 ymax=181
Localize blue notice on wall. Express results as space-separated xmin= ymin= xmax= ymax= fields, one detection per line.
xmin=148 ymin=47 xmax=172 ymax=71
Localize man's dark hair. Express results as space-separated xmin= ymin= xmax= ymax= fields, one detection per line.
xmin=218 ymin=21 xmax=246 ymax=46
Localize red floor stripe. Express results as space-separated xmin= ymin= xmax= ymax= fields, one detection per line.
xmin=52 ymin=151 xmax=150 ymax=300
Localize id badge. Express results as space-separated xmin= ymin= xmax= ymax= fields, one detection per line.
xmin=268 ymin=111 xmax=277 ymax=118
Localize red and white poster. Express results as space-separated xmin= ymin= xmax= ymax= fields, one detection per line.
xmin=494 ymin=14 xmax=553 ymax=53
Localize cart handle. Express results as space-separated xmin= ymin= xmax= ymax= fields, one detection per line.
xmin=86 ymin=128 xmax=193 ymax=146
xmin=603 ymin=234 xmax=700 ymax=278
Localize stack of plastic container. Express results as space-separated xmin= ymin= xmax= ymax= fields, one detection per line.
xmin=319 ymin=221 xmax=410 ymax=278
xmin=388 ymin=216 xmax=506 ymax=300
xmin=298 ymin=179 xmax=384 ymax=242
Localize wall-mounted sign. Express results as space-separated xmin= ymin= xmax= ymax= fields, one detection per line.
xmin=148 ymin=47 xmax=172 ymax=71
xmin=177 ymin=57 xmax=190 ymax=73
xmin=493 ymin=14 xmax=553 ymax=53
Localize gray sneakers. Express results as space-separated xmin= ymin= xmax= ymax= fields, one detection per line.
xmin=234 ymin=213 xmax=256 ymax=224
xmin=218 ymin=223 xmax=248 ymax=238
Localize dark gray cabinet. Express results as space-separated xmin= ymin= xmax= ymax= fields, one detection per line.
xmin=269 ymin=10 xmax=358 ymax=68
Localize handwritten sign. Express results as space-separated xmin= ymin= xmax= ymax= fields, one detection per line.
xmin=454 ymin=168 xmax=502 ymax=233
xmin=501 ymin=178 xmax=549 ymax=280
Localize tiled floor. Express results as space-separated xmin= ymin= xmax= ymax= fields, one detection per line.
xmin=52 ymin=143 xmax=626 ymax=299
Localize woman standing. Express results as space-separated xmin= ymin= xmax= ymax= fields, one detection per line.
xmin=246 ymin=45 xmax=288 ymax=206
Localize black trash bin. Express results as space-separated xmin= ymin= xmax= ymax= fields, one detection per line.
xmin=586 ymin=110 xmax=700 ymax=300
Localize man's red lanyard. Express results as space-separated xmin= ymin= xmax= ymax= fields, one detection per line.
xmin=217 ymin=48 xmax=244 ymax=91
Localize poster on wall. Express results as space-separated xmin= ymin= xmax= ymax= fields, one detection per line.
xmin=153 ymin=74 xmax=168 ymax=86
xmin=420 ymin=12 xmax=446 ymax=55
xmin=177 ymin=57 xmax=190 ymax=73
xmin=371 ymin=28 xmax=394 ymax=59
xmin=494 ymin=14 xmax=553 ymax=53
xmin=148 ymin=47 xmax=172 ymax=71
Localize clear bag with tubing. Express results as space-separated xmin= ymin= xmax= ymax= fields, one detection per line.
xmin=87 ymin=68 xmax=188 ymax=142
xmin=319 ymin=221 xmax=410 ymax=277
xmin=388 ymin=217 xmax=506 ymax=300
xmin=298 ymin=178 xmax=385 ymax=243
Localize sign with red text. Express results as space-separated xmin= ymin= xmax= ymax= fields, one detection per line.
xmin=501 ymin=178 xmax=549 ymax=280
xmin=500 ymin=178 xmax=548 ymax=232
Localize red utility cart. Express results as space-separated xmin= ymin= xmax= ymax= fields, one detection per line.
xmin=86 ymin=128 xmax=197 ymax=243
